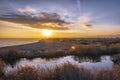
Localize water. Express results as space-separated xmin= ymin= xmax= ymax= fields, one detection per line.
xmin=0 ymin=38 xmax=40 ymax=47
xmin=74 ymin=55 xmax=113 ymax=71
xmin=4 ymin=55 xmax=114 ymax=73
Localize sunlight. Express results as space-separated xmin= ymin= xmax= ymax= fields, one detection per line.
xmin=71 ymin=45 xmax=76 ymax=50
xmin=42 ymin=29 xmax=52 ymax=37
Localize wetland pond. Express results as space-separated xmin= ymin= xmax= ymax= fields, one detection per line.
xmin=4 ymin=55 xmax=114 ymax=73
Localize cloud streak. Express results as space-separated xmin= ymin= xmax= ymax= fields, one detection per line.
xmin=18 ymin=6 xmax=36 ymax=14
xmin=76 ymin=0 xmax=81 ymax=13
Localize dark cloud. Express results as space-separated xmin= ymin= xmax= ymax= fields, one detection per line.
xmin=80 ymin=22 xmax=92 ymax=28
xmin=0 ymin=12 xmax=70 ymax=30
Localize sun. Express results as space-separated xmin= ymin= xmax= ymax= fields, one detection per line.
xmin=42 ymin=29 xmax=52 ymax=37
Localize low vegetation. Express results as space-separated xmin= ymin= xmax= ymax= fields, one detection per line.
xmin=0 ymin=48 xmax=25 ymax=65
xmin=0 ymin=60 xmax=119 ymax=80
xmin=0 ymin=60 xmax=6 ymax=80
xmin=0 ymin=38 xmax=119 ymax=80
xmin=0 ymin=43 xmax=120 ymax=65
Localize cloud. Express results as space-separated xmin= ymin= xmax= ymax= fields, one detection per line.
xmin=80 ymin=23 xmax=92 ymax=28
xmin=18 ymin=6 xmax=36 ymax=14
xmin=0 ymin=12 xmax=70 ymax=30
xmin=78 ymin=15 xmax=92 ymax=28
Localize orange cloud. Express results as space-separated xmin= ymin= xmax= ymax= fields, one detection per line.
xmin=78 ymin=15 xmax=92 ymax=29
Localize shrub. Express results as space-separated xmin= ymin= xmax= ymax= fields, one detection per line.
xmin=108 ymin=43 xmax=120 ymax=54
xmin=0 ymin=48 xmax=24 ymax=65
xmin=76 ymin=44 xmax=106 ymax=55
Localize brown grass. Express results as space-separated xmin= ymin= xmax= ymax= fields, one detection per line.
xmin=0 ymin=60 xmax=6 ymax=80
xmin=0 ymin=61 xmax=119 ymax=80
xmin=0 ymin=42 xmax=120 ymax=80
xmin=6 ymin=66 xmax=38 ymax=80
xmin=0 ymin=43 xmax=120 ymax=65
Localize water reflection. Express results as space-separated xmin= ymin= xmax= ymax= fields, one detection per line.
xmin=4 ymin=55 xmax=114 ymax=74
xmin=74 ymin=55 xmax=113 ymax=70
xmin=74 ymin=56 xmax=101 ymax=62
xmin=101 ymin=56 xmax=112 ymax=62
xmin=74 ymin=55 xmax=113 ymax=63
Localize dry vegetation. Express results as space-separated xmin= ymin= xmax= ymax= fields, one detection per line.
xmin=0 ymin=48 xmax=25 ymax=65
xmin=74 ymin=43 xmax=120 ymax=55
xmin=1 ymin=43 xmax=120 ymax=62
xmin=0 ymin=38 xmax=120 ymax=80
xmin=0 ymin=60 xmax=120 ymax=80
xmin=0 ymin=60 xmax=6 ymax=80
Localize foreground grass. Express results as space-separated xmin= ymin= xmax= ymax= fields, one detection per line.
xmin=0 ymin=59 xmax=120 ymax=80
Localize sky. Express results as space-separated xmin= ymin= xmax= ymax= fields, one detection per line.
xmin=0 ymin=0 xmax=120 ymax=38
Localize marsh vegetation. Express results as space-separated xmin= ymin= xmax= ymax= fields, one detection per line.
xmin=0 ymin=38 xmax=120 ymax=80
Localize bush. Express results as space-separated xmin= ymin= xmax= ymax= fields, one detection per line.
xmin=108 ymin=43 xmax=120 ymax=54
xmin=0 ymin=48 xmax=25 ymax=65
xmin=76 ymin=44 xmax=106 ymax=55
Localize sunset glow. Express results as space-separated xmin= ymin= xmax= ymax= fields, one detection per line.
xmin=42 ymin=29 xmax=52 ymax=37
xmin=0 ymin=0 xmax=120 ymax=79
xmin=0 ymin=0 xmax=119 ymax=38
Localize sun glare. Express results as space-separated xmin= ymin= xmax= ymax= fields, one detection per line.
xmin=71 ymin=45 xmax=76 ymax=50
xmin=42 ymin=29 xmax=52 ymax=37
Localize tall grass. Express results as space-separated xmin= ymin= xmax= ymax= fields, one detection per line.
xmin=0 ymin=61 xmax=119 ymax=80
xmin=0 ymin=60 xmax=6 ymax=80
xmin=4 ymin=62 xmax=94 ymax=80
xmin=0 ymin=54 xmax=119 ymax=80
xmin=6 ymin=66 xmax=39 ymax=80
